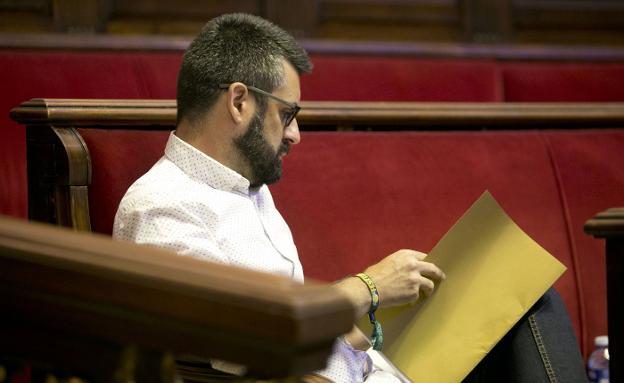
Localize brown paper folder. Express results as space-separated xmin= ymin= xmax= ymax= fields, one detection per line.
xmin=361 ymin=191 xmax=566 ymax=382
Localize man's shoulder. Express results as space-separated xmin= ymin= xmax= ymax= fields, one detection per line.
xmin=118 ymin=157 xmax=194 ymax=209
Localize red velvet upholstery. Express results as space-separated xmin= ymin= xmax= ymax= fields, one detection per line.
xmin=0 ymin=50 xmax=181 ymax=219
xmin=502 ymin=62 xmax=624 ymax=101
xmin=77 ymin=129 xmax=170 ymax=235
xmin=301 ymin=55 xmax=502 ymax=101
xmin=270 ymin=130 xmax=622 ymax=357
xmin=74 ymin=128 xmax=623 ymax=358
xmin=542 ymin=130 xmax=624 ymax=357
xmin=4 ymin=50 xmax=624 ymax=219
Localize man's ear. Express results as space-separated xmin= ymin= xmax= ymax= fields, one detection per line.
xmin=225 ymin=82 xmax=252 ymax=125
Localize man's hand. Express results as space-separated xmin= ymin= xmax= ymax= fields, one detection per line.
xmin=365 ymin=249 xmax=445 ymax=306
xmin=334 ymin=249 xmax=446 ymax=318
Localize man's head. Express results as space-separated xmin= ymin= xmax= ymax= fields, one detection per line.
xmin=176 ymin=13 xmax=312 ymax=187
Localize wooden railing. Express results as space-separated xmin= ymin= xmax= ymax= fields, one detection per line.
xmin=0 ymin=215 xmax=354 ymax=382
xmin=12 ymin=98 xmax=624 ymax=128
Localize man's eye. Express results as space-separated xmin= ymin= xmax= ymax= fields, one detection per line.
xmin=281 ymin=111 xmax=292 ymax=124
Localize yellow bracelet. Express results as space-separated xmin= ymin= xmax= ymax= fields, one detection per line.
xmin=355 ymin=273 xmax=383 ymax=351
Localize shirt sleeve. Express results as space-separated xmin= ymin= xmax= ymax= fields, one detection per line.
xmin=113 ymin=196 xmax=229 ymax=265
xmin=313 ymin=338 xmax=372 ymax=383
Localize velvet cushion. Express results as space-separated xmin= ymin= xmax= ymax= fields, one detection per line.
xmin=78 ymin=129 xmax=170 ymax=235
xmin=0 ymin=50 xmax=180 ymax=219
xmin=56 ymin=128 xmax=621 ymax=358
xmin=543 ymin=129 xmax=624 ymax=356
xmin=503 ymin=62 xmax=624 ymax=101
xmin=269 ymin=130 xmax=619 ymax=356
xmin=301 ymin=55 xmax=502 ymax=101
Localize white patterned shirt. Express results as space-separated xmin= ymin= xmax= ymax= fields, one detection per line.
xmin=113 ymin=132 xmax=399 ymax=383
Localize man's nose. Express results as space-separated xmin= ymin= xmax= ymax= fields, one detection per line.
xmin=284 ymin=118 xmax=301 ymax=145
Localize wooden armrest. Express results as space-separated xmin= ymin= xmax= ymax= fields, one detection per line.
xmin=0 ymin=215 xmax=354 ymax=381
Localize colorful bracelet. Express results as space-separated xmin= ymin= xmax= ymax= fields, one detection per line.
xmin=355 ymin=272 xmax=383 ymax=351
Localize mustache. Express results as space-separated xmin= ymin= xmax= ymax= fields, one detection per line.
xmin=278 ymin=142 xmax=290 ymax=156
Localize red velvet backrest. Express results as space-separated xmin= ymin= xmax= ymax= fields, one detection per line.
xmin=67 ymin=127 xmax=624 ymax=358
xmin=542 ymin=130 xmax=624 ymax=357
xmin=502 ymin=62 xmax=624 ymax=101
xmin=77 ymin=129 xmax=170 ymax=235
xmin=268 ymin=130 xmax=623 ymax=357
xmin=0 ymin=50 xmax=181 ymax=219
xmin=301 ymin=55 xmax=503 ymax=101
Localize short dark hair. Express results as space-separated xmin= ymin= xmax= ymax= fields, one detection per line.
xmin=176 ymin=13 xmax=313 ymax=126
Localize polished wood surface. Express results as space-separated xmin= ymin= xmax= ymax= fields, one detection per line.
xmin=585 ymin=209 xmax=624 ymax=383
xmin=0 ymin=215 xmax=354 ymax=381
xmin=12 ymin=98 xmax=624 ymax=129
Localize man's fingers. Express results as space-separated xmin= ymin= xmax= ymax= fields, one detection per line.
xmin=419 ymin=276 xmax=435 ymax=296
xmin=416 ymin=261 xmax=446 ymax=281
xmin=413 ymin=250 xmax=427 ymax=261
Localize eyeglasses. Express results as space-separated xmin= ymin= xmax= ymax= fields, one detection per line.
xmin=219 ymin=83 xmax=301 ymax=128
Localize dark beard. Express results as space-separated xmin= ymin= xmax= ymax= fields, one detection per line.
xmin=234 ymin=113 xmax=290 ymax=188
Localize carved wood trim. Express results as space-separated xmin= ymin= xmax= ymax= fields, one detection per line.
xmin=26 ymin=124 xmax=92 ymax=231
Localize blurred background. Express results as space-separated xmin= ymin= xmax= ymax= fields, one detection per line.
xmin=2 ymin=0 xmax=624 ymax=46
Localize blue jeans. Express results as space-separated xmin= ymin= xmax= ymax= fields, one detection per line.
xmin=463 ymin=288 xmax=587 ymax=383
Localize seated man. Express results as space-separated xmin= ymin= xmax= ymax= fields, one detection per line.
xmin=113 ymin=13 xmax=587 ymax=383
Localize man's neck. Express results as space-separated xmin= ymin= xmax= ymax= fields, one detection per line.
xmin=176 ymin=122 xmax=254 ymax=185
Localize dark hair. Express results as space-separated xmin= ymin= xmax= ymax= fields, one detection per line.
xmin=176 ymin=13 xmax=312 ymax=126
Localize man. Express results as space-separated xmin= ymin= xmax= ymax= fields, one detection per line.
xmin=114 ymin=13 xmax=586 ymax=382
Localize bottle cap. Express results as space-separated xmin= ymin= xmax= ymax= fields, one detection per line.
xmin=595 ymin=335 xmax=608 ymax=347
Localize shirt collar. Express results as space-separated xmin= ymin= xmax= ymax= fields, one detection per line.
xmin=164 ymin=131 xmax=251 ymax=194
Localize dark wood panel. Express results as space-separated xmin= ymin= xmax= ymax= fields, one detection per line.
xmin=2 ymin=0 xmax=624 ymax=47
xmin=107 ymin=0 xmax=259 ymax=35
xmin=460 ymin=0 xmax=512 ymax=43
xmin=315 ymin=0 xmax=459 ymax=41
xmin=0 ymin=0 xmax=52 ymax=33
xmin=0 ymin=0 xmax=48 ymax=10
xmin=512 ymin=0 xmax=624 ymax=45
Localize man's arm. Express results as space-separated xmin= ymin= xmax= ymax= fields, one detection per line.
xmin=334 ymin=249 xmax=446 ymax=319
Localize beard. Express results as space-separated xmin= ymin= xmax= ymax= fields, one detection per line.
xmin=234 ymin=113 xmax=290 ymax=188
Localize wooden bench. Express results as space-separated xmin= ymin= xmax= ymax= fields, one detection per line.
xmin=11 ymin=99 xmax=624 ymax=377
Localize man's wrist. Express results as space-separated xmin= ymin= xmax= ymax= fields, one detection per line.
xmin=333 ymin=275 xmax=375 ymax=319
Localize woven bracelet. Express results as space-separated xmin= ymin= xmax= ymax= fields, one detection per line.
xmin=355 ymin=272 xmax=384 ymax=351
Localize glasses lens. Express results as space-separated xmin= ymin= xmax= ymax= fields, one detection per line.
xmin=284 ymin=106 xmax=300 ymax=127
xmin=283 ymin=109 xmax=295 ymax=127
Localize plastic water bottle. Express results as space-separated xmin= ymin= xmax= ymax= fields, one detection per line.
xmin=587 ymin=335 xmax=609 ymax=383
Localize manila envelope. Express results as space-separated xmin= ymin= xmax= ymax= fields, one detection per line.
xmin=361 ymin=191 xmax=566 ymax=382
